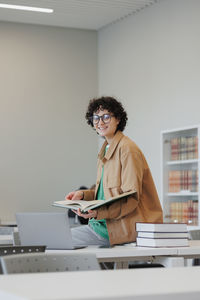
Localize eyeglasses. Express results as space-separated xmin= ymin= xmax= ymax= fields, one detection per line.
xmin=91 ymin=114 xmax=113 ymax=125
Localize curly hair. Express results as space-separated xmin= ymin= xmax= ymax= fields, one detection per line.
xmin=85 ymin=96 xmax=128 ymax=132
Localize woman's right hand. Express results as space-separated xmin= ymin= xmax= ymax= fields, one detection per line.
xmin=65 ymin=191 xmax=83 ymax=200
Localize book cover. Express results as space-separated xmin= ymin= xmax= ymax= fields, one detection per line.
xmin=171 ymin=137 xmax=179 ymax=160
xmin=137 ymin=231 xmax=188 ymax=239
xmin=136 ymin=222 xmax=188 ymax=233
xmin=53 ymin=190 xmax=136 ymax=213
xmin=195 ymin=136 xmax=198 ymax=158
xmin=136 ymin=237 xmax=189 ymax=247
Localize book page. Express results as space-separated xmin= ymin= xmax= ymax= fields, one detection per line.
xmin=83 ymin=190 xmax=136 ymax=211
xmin=54 ymin=199 xmax=102 ymax=210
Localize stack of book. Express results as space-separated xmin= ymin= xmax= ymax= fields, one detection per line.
xmin=136 ymin=223 xmax=189 ymax=247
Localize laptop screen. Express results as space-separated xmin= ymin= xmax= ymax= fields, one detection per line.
xmin=16 ymin=212 xmax=76 ymax=250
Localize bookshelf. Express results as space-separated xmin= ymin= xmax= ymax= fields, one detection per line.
xmin=161 ymin=125 xmax=200 ymax=229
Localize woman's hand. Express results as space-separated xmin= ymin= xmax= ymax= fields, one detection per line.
xmin=65 ymin=191 xmax=83 ymax=200
xmin=72 ymin=208 xmax=97 ymax=219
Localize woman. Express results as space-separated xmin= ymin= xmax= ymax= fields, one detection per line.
xmin=66 ymin=96 xmax=163 ymax=247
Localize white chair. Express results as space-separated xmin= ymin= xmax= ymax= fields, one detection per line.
xmin=0 ymin=252 xmax=100 ymax=274
xmin=0 ymin=245 xmax=46 ymax=274
xmin=0 ymin=245 xmax=46 ymax=256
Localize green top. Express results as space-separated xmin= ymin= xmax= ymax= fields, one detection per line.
xmin=89 ymin=146 xmax=109 ymax=240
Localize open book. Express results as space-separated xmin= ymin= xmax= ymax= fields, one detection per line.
xmin=53 ymin=190 xmax=136 ymax=213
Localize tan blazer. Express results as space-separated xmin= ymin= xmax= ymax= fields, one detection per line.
xmin=83 ymin=131 xmax=163 ymax=245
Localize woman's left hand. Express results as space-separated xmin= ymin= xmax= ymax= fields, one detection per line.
xmin=72 ymin=208 xmax=97 ymax=219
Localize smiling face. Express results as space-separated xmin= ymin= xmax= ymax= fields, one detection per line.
xmin=93 ymin=109 xmax=120 ymax=143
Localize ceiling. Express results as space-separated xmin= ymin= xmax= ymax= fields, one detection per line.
xmin=0 ymin=0 xmax=159 ymax=30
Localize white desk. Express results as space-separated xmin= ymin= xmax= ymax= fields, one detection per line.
xmin=177 ymin=240 xmax=200 ymax=257
xmin=48 ymin=241 xmax=200 ymax=268
xmin=1 ymin=266 xmax=200 ymax=299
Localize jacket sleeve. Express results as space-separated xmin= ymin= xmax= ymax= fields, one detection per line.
xmin=96 ymin=150 xmax=144 ymax=220
xmin=81 ymin=189 xmax=95 ymax=201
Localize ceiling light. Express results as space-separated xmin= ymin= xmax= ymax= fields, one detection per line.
xmin=0 ymin=4 xmax=53 ymax=13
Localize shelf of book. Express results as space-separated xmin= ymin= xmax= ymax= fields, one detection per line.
xmin=161 ymin=125 xmax=200 ymax=227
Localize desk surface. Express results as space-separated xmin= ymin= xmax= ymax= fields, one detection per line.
xmin=47 ymin=240 xmax=200 ymax=268
xmin=1 ymin=266 xmax=200 ymax=300
xmin=47 ymin=240 xmax=200 ymax=259
xmin=47 ymin=243 xmax=178 ymax=257
xmin=177 ymin=240 xmax=200 ymax=256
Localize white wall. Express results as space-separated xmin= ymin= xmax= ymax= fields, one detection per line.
xmin=0 ymin=22 xmax=98 ymax=222
xmin=98 ymin=0 xmax=200 ymax=204
xmin=2 ymin=0 xmax=200 ymax=221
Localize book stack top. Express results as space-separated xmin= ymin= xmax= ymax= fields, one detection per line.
xmin=136 ymin=223 xmax=189 ymax=248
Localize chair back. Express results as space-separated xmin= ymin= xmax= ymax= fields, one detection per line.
xmin=0 ymin=252 xmax=100 ymax=274
xmin=0 ymin=245 xmax=46 ymax=274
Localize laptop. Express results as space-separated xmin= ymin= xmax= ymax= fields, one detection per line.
xmin=16 ymin=212 xmax=86 ymax=250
